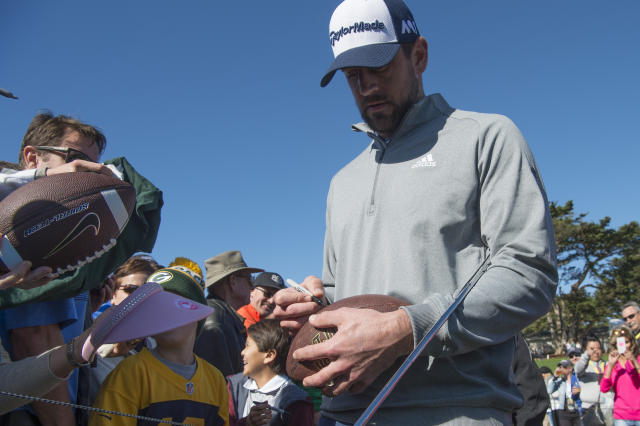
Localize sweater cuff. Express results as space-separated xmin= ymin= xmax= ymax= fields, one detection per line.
xmin=400 ymin=293 xmax=452 ymax=358
xmin=35 ymin=167 xmax=48 ymax=179
xmin=40 ymin=346 xmax=73 ymax=380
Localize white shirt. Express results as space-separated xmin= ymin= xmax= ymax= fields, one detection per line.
xmin=241 ymin=374 xmax=289 ymax=418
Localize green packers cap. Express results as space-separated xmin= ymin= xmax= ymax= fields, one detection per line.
xmin=204 ymin=250 xmax=264 ymax=288
xmin=146 ymin=257 xmax=207 ymax=306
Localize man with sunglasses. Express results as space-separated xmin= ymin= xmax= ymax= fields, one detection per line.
xmin=0 ymin=112 xmax=115 ymax=199
xmin=0 ymin=112 xmax=162 ymax=426
xmin=237 ymin=272 xmax=285 ymax=329
xmin=622 ymin=301 xmax=640 ymax=345
xmin=0 ymin=112 xmax=116 ymax=426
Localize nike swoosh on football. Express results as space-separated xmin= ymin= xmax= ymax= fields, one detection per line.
xmin=43 ymin=212 xmax=101 ymax=259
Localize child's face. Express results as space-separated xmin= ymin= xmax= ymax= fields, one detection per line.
xmin=153 ymin=321 xmax=197 ymax=347
xmin=241 ymin=336 xmax=268 ymax=378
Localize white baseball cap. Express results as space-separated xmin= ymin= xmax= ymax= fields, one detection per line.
xmin=321 ymin=0 xmax=420 ymax=87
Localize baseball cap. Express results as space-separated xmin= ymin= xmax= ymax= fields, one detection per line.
xmin=321 ymin=0 xmax=420 ymax=87
xmin=558 ymin=360 xmax=572 ymax=368
xmin=82 ymin=282 xmax=213 ymax=360
xmin=203 ymin=250 xmax=264 ymax=288
xmin=253 ymin=272 xmax=285 ymax=291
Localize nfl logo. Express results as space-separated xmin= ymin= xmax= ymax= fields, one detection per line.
xmin=185 ymin=382 xmax=194 ymax=394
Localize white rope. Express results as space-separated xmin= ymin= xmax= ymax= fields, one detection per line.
xmin=0 ymin=390 xmax=191 ymax=425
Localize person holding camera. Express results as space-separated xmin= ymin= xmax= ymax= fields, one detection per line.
xmin=548 ymin=359 xmax=582 ymax=426
xmin=601 ymin=327 xmax=640 ymax=425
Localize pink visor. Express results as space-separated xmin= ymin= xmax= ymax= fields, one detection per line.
xmin=82 ymin=282 xmax=212 ymax=360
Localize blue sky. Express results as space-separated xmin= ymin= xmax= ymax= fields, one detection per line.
xmin=1 ymin=1 xmax=638 ymax=283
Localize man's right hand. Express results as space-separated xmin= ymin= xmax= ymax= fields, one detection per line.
xmin=273 ymin=276 xmax=326 ymax=333
xmin=0 ymin=260 xmax=52 ymax=290
xmin=45 ymin=160 xmax=116 ymax=178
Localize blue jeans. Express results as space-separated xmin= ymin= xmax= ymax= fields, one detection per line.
xmin=614 ymin=420 xmax=640 ymax=426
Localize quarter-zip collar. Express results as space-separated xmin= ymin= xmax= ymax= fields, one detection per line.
xmin=351 ymin=93 xmax=453 ymax=150
xmin=348 ymin=93 xmax=453 ymax=216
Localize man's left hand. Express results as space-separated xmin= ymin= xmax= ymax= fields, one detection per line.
xmin=293 ymin=307 xmax=413 ymax=396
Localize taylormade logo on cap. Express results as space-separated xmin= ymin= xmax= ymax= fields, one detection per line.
xmin=321 ymin=0 xmax=420 ymax=87
xmin=329 ymin=0 xmax=395 ymax=58
xmin=330 ymin=20 xmax=387 ymax=47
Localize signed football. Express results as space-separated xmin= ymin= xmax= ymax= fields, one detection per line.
xmin=285 ymin=294 xmax=409 ymax=382
xmin=0 ymin=172 xmax=135 ymax=276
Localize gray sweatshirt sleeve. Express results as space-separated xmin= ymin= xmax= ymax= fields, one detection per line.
xmin=0 ymin=168 xmax=37 ymax=200
xmin=0 ymin=348 xmax=69 ymax=414
xmin=402 ymin=116 xmax=558 ymax=356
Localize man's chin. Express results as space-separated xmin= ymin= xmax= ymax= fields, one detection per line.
xmin=363 ymin=112 xmax=401 ymax=137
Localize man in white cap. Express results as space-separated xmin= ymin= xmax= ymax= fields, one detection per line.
xmin=275 ymin=0 xmax=557 ymax=424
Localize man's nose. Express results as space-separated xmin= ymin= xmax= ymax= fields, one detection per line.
xmin=356 ymin=69 xmax=379 ymax=96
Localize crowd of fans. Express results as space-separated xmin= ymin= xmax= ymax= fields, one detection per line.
xmin=0 ymin=113 xmax=315 ymax=425
xmin=1 ymin=112 xmax=639 ymax=426
xmin=541 ymin=301 xmax=640 ymax=426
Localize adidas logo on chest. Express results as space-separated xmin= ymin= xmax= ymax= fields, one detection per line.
xmin=411 ymin=153 xmax=436 ymax=168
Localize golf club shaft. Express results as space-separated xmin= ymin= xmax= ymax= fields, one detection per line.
xmin=355 ymin=255 xmax=491 ymax=426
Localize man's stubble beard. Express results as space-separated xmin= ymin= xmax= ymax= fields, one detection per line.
xmin=360 ymin=74 xmax=421 ymax=137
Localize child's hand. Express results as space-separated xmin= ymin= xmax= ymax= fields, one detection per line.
xmin=246 ymin=402 xmax=272 ymax=426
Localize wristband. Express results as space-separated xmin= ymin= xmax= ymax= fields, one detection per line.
xmin=66 ymin=337 xmax=90 ymax=368
xmin=35 ymin=167 xmax=48 ymax=179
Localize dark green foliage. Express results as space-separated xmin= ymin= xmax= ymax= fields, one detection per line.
xmin=524 ymin=201 xmax=640 ymax=352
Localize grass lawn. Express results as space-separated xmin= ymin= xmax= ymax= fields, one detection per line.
xmin=536 ymin=357 xmax=564 ymax=371
xmin=535 ymin=355 xmax=609 ymax=371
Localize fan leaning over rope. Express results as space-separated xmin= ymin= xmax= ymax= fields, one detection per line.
xmin=1 ymin=258 xmax=217 ymax=425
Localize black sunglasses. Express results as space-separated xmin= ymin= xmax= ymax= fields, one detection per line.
xmin=120 ymin=284 xmax=140 ymax=294
xmin=35 ymin=146 xmax=93 ymax=163
xmin=254 ymin=286 xmax=278 ymax=298
xmin=623 ymin=313 xmax=636 ymax=321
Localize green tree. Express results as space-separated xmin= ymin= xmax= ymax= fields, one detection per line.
xmin=595 ymin=245 xmax=640 ymax=315
xmin=524 ymin=201 xmax=640 ymax=351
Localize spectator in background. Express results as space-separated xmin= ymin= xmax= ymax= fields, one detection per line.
xmin=548 ymin=360 xmax=582 ymax=426
xmin=569 ymin=350 xmax=582 ymax=365
xmin=86 ymin=255 xmax=161 ymax=405
xmin=227 ymin=319 xmax=313 ymax=426
xmin=601 ymin=326 xmax=640 ymax=425
xmin=91 ymin=260 xmax=229 ymax=426
xmin=0 ymin=112 xmax=163 ymax=425
xmin=237 ymin=272 xmax=285 ymax=329
xmin=575 ymin=335 xmax=613 ymax=425
xmin=0 ymin=112 xmax=112 ymax=426
xmin=194 ymin=250 xmax=263 ymax=377
xmin=622 ymin=302 xmax=640 ymax=346
xmin=540 ymin=366 xmax=556 ymax=426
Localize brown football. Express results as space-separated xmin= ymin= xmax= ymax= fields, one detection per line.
xmin=0 ymin=172 xmax=135 ymax=276
xmin=286 ymin=294 xmax=409 ymax=382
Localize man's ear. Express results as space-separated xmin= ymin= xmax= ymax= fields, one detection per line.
xmin=412 ymin=36 xmax=428 ymax=76
xmin=23 ymin=145 xmax=39 ymax=169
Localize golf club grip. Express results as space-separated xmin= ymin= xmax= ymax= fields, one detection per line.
xmin=355 ymin=255 xmax=491 ymax=426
